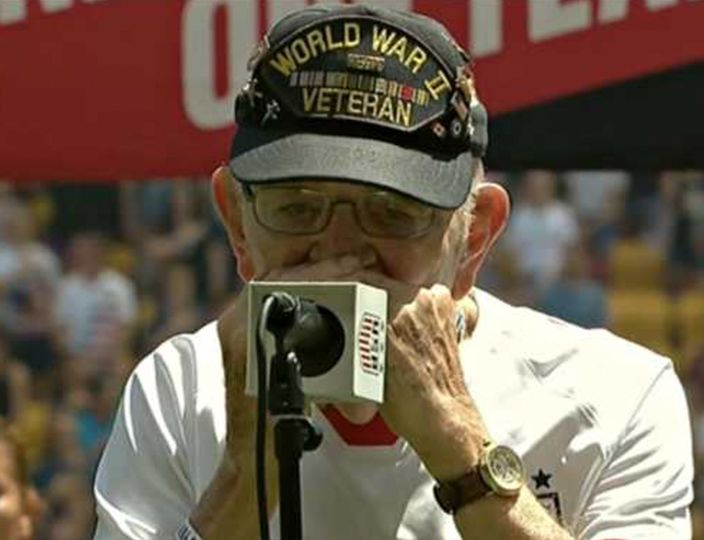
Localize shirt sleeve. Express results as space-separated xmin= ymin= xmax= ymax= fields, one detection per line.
xmin=576 ymin=366 xmax=694 ymax=540
xmin=93 ymin=344 xmax=196 ymax=539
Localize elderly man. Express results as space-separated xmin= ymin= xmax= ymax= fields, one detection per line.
xmin=93 ymin=4 xmax=693 ymax=540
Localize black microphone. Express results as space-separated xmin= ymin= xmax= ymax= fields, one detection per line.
xmin=267 ymin=292 xmax=345 ymax=377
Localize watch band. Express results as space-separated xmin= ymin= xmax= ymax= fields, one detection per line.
xmin=433 ymin=466 xmax=491 ymax=514
xmin=175 ymin=520 xmax=204 ymax=540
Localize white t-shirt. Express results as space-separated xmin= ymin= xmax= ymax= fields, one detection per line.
xmin=563 ymin=171 xmax=630 ymax=221
xmin=0 ymin=242 xmax=61 ymax=285
xmin=504 ymin=202 xmax=579 ymax=291
xmin=54 ymin=270 xmax=137 ymax=358
xmin=93 ymin=289 xmax=693 ymax=540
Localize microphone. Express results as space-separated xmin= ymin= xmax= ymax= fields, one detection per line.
xmin=246 ymin=282 xmax=388 ymax=403
xmin=267 ymin=292 xmax=345 ymax=377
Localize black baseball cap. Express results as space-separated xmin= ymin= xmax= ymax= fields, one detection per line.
xmin=229 ymin=3 xmax=488 ymax=209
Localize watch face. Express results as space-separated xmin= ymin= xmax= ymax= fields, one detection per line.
xmin=484 ymin=445 xmax=525 ymax=495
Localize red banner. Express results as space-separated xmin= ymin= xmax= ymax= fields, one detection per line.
xmin=1 ymin=0 xmax=703 ymax=181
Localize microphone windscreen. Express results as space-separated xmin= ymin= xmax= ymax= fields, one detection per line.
xmin=284 ymin=300 xmax=345 ymax=377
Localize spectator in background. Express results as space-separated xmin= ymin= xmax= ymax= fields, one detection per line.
xmin=623 ymin=172 xmax=670 ymax=251
xmin=0 ymin=419 xmax=43 ymax=540
xmin=0 ymin=200 xmax=61 ymax=378
xmin=0 ymin=329 xmax=52 ymax=480
xmin=563 ymin=170 xmax=630 ymax=224
xmin=0 ymin=182 xmax=15 ymax=219
xmin=137 ymin=181 xmax=210 ymax=295
xmin=33 ymin=410 xmax=86 ymax=493
xmin=121 ymin=179 xmax=241 ymax=314
xmin=147 ymin=263 xmax=204 ymax=349
xmin=0 ymin=200 xmax=60 ymax=287
xmin=537 ymin=239 xmax=608 ymax=329
xmin=70 ymin=376 xmax=118 ymax=468
xmin=0 ymin=331 xmax=30 ymax=421
xmin=664 ymin=171 xmax=704 ymax=292
xmin=563 ymin=170 xmax=630 ymax=272
xmin=503 ymin=170 xmax=579 ymax=298
xmin=42 ymin=471 xmax=94 ymax=540
xmin=54 ymin=233 xmax=137 ymax=376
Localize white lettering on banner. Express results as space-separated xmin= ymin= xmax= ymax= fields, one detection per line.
xmin=0 ymin=0 xmax=71 ymax=25
xmin=0 ymin=0 xmax=109 ymax=25
xmin=0 ymin=1 xmax=27 ymax=24
xmin=598 ymin=0 xmax=628 ymax=23
xmin=599 ymin=0 xmax=680 ymax=23
xmin=643 ymin=0 xmax=680 ymax=8
xmin=470 ymin=0 xmax=693 ymax=56
xmin=469 ymin=0 xmax=502 ymax=58
xmin=528 ymin=0 xmax=590 ymax=42
xmin=182 ymin=0 xmax=256 ymax=130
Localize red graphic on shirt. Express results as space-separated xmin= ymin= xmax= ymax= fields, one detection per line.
xmin=321 ymin=405 xmax=398 ymax=447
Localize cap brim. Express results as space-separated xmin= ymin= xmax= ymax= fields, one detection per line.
xmin=229 ymin=129 xmax=473 ymax=209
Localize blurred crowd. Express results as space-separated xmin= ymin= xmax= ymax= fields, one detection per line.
xmin=0 ymin=171 xmax=702 ymax=538
xmin=0 ymin=179 xmax=241 ymax=539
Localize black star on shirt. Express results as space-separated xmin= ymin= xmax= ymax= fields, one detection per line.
xmin=531 ymin=468 xmax=552 ymax=490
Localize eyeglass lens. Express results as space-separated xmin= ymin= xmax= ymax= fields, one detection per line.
xmin=251 ymin=186 xmax=435 ymax=237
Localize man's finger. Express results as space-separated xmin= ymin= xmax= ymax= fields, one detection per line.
xmin=256 ymin=251 xmax=377 ymax=282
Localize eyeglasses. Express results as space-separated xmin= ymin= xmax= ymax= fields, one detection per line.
xmin=241 ymin=183 xmax=438 ymax=238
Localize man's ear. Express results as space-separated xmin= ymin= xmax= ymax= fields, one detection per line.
xmin=452 ymin=183 xmax=510 ymax=298
xmin=211 ymin=166 xmax=256 ymax=281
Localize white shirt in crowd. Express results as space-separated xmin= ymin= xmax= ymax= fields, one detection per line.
xmin=54 ymin=270 xmax=137 ymax=359
xmin=563 ymin=171 xmax=630 ymax=221
xmin=93 ymin=289 xmax=693 ymax=540
xmin=504 ymin=202 xmax=579 ymax=291
xmin=0 ymin=241 xmax=61 ymax=286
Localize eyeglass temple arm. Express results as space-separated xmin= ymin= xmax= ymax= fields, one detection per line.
xmin=240 ymin=182 xmax=255 ymax=200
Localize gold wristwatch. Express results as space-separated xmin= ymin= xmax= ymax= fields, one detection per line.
xmin=433 ymin=441 xmax=525 ymax=514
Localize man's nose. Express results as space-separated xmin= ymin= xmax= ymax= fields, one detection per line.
xmin=313 ymin=202 xmax=367 ymax=256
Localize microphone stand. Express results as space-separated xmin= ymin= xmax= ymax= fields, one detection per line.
xmin=267 ymin=316 xmax=323 ymax=540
